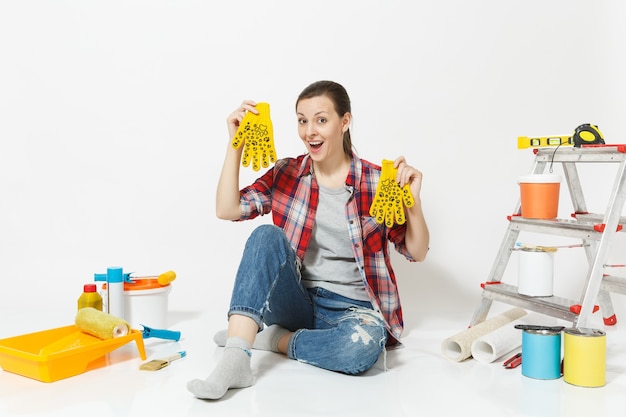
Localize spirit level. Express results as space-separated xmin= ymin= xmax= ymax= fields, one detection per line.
xmin=517 ymin=135 xmax=573 ymax=149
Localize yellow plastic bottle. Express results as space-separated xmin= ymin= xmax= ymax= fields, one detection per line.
xmin=78 ymin=283 xmax=103 ymax=311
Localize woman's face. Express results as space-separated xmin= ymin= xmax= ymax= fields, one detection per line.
xmin=296 ymin=95 xmax=349 ymax=163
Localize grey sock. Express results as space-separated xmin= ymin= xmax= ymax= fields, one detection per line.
xmin=213 ymin=324 xmax=290 ymax=353
xmin=187 ymin=337 xmax=253 ymax=400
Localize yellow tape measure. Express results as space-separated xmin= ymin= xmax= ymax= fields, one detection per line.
xmin=573 ymin=123 xmax=604 ymax=147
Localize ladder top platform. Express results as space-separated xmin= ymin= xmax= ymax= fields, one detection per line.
xmin=534 ymin=144 xmax=626 ymax=162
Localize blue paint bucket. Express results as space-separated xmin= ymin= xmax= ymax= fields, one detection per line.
xmin=521 ymin=328 xmax=562 ymax=380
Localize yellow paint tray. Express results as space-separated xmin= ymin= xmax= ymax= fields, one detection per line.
xmin=0 ymin=325 xmax=146 ymax=383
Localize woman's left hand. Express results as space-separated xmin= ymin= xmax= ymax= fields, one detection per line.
xmin=393 ymin=156 xmax=423 ymax=200
xmin=393 ymin=155 xmax=429 ymax=261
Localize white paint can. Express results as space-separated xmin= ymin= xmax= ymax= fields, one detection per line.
xmin=518 ymin=248 xmax=554 ymax=297
xmin=124 ymin=278 xmax=172 ymax=329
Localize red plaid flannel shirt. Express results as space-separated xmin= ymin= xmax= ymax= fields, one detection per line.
xmin=237 ymin=153 xmax=416 ymax=343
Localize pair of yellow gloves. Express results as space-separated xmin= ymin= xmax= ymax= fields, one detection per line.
xmin=231 ymin=103 xmax=413 ymax=226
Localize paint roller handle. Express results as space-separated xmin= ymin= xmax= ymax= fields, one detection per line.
xmin=157 ymin=270 xmax=176 ymax=285
xmin=95 ymin=271 xmax=135 ymax=283
xmin=503 ymin=352 xmax=522 ymax=369
xmin=126 ymin=271 xmax=176 ymax=285
xmin=141 ymin=325 xmax=181 ymax=341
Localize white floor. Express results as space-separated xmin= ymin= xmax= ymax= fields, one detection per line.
xmin=2 ymin=301 xmax=626 ymax=417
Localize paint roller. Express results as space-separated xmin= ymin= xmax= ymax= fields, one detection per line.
xmin=76 ymin=307 xmax=130 ymax=339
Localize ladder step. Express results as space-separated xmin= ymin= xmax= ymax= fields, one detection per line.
xmin=535 ymin=145 xmax=626 ymax=162
xmin=574 ymin=213 xmax=626 ymax=230
xmin=602 ymin=275 xmax=626 ymax=295
xmin=508 ymin=216 xmax=605 ymax=239
xmin=481 ymin=282 xmax=578 ymax=322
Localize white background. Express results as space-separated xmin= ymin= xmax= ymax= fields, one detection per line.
xmin=1 ymin=0 xmax=626 ymax=332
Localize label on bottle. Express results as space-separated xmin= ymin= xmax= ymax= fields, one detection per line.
xmin=78 ymin=289 xmax=103 ymax=311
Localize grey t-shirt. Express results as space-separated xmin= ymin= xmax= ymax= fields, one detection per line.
xmin=300 ymin=184 xmax=368 ymax=301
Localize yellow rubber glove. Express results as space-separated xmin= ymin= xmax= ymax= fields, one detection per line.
xmin=369 ymin=159 xmax=415 ymax=227
xmin=231 ymin=102 xmax=276 ymax=171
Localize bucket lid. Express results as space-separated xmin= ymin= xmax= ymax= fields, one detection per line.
xmin=103 ymin=278 xmax=170 ymax=291
xmin=564 ymin=327 xmax=606 ymax=337
xmin=125 ymin=278 xmax=170 ymax=291
xmin=523 ymin=328 xmax=562 ymax=336
xmin=515 ymin=324 xmax=563 ymax=335
xmin=518 ymin=174 xmax=562 ymax=184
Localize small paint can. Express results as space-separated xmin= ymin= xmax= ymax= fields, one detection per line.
xmin=563 ymin=328 xmax=606 ymax=387
xmin=521 ymin=328 xmax=562 ymax=380
xmin=517 ymin=248 xmax=554 ymax=297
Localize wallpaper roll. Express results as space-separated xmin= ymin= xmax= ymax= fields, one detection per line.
xmin=75 ymin=307 xmax=130 ymax=339
xmin=470 ymin=313 xmax=546 ymax=363
xmin=441 ymin=307 xmax=527 ymax=362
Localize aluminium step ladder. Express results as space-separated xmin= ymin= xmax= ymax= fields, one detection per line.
xmin=470 ymin=145 xmax=626 ymax=329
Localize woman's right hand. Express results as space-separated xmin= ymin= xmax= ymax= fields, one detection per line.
xmin=217 ymin=100 xmax=258 ymax=221
xmin=227 ymin=100 xmax=258 ymax=142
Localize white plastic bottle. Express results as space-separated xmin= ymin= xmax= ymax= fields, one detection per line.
xmin=106 ymin=266 xmax=125 ymax=319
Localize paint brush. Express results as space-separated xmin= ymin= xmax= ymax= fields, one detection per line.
xmin=513 ymin=242 xmax=587 ymax=252
xmin=139 ymin=351 xmax=186 ymax=371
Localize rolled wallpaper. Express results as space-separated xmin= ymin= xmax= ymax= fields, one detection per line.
xmin=470 ymin=312 xmax=548 ymax=363
xmin=441 ymin=307 xmax=527 ymax=362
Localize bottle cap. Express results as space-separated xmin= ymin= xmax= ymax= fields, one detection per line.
xmin=107 ymin=266 xmax=124 ymax=283
xmin=83 ymin=283 xmax=97 ymax=292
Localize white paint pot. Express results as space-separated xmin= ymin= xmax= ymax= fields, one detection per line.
xmin=518 ymin=248 xmax=554 ymax=297
xmin=123 ymin=279 xmax=172 ymax=329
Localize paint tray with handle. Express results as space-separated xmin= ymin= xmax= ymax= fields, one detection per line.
xmin=0 ymin=325 xmax=146 ymax=382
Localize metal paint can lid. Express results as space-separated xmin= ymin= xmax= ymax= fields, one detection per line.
xmin=564 ymin=327 xmax=606 ymax=337
xmin=524 ymin=328 xmax=561 ymax=336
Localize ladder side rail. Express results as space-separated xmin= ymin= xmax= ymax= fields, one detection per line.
xmin=561 ymin=162 xmax=588 ymax=214
xmin=582 ymin=240 xmax=617 ymax=324
xmin=596 ymin=290 xmax=616 ymax=325
xmin=563 ymin=161 xmax=617 ymax=324
xmin=469 ymin=226 xmax=520 ymax=327
xmin=530 ymin=158 xmax=548 ymax=176
xmin=469 ymin=298 xmax=493 ymax=327
xmin=485 ymin=227 xmax=520 ymax=283
xmin=576 ymin=159 xmax=626 ymax=328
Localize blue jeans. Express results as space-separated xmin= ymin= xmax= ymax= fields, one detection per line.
xmin=228 ymin=224 xmax=388 ymax=375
